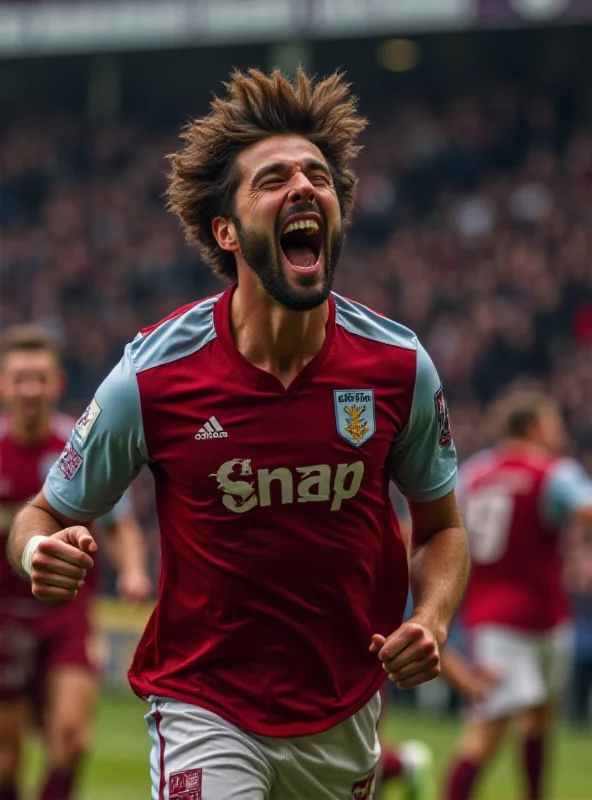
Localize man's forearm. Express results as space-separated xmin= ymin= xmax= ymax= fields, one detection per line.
xmin=409 ymin=526 xmax=470 ymax=648
xmin=105 ymin=515 xmax=147 ymax=575
xmin=8 ymin=502 xmax=63 ymax=578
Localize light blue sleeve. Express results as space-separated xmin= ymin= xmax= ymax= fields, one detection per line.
xmin=389 ymin=343 xmax=457 ymax=502
xmin=44 ymin=343 xmax=150 ymax=521
xmin=98 ymin=487 xmax=134 ymax=529
xmin=541 ymin=458 xmax=592 ymax=527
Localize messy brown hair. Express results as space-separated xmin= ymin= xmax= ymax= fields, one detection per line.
xmin=0 ymin=324 xmax=61 ymax=364
xmin=167 ymin=67 xmax=367 ymax=281
xmin=491 ymin=387 xmax=553 ymax=440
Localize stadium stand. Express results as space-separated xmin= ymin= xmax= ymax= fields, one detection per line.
xmin=3 ymin=85 xmax=592 ymax=463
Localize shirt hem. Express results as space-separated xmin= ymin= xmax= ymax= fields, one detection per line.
xmin=128 ymin=672 xmax=386 ymax=738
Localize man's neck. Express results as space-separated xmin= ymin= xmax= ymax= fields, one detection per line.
xmin=8 ymin=417 xmax=52 ymax=445
xmin=230 ymin=283 xmax=329 ymax=388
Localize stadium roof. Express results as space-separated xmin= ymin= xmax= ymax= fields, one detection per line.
xmin=0 ymin=0 xmax=590 ymax=57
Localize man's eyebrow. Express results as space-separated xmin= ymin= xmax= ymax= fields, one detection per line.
xmin=250 ymin=159 xmax=331 ymax=188
xmin=305 ymin=159 xmax=331 ymax=176
xmin=250 ymin=162 xmax=288 ymax=188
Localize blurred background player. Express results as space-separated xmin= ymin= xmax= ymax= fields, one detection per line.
xmin=441 ymin=387 xmax=592 ymax=800
xmin=0 ymin=324 xmax=151 ymax=800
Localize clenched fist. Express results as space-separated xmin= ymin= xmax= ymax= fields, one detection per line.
xmin=29 ymin=527 xmax=97 ymax=602
xmin=370 ymin=621 xmax=441 ymax=689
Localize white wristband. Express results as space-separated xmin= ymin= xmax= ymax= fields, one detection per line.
xmin=22 ymin=535 xmax=48 ymax=577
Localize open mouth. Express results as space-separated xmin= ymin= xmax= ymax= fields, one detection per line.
xmin=280 ymin=218 xmax=323 ymax=271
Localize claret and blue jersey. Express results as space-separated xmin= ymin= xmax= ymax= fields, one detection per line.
xmin=44 ymin=285 xmax=457 ymax=737
xmin=459 ymin=447 xmax=592 ymax=632
xmin=0 ymin=413 xmax=132 ymax=611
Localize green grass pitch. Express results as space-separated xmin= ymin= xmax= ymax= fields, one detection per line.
xmin=22 ymin=691 xmax=591 ymax=799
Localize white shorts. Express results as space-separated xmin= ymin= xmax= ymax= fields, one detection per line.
xmin=145 ymin=692 xmax=381 ymax=800
xmin=468 ymin=623 xmax=574 ymax=721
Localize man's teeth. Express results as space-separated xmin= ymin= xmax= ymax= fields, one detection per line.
xmin=283 ymin=219 xmax=319 ymax=235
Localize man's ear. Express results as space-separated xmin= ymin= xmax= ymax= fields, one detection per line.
xmin=212 ymin=217 xmax=240 ymax=253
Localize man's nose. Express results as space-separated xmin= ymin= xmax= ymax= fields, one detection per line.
xmin=287 ymin=173 xmax=316 ymax=206
xmin=21 ymin=381 xmax=44 ymax=397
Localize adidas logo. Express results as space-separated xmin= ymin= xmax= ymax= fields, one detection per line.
xmin=195 ymin=416 xmax=228 ymax=440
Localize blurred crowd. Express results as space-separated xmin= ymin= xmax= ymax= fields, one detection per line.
xmin=5 ymin=86 xmax=592 ymax=459
xmin=2 ymin=80 xmax=592 ymax=719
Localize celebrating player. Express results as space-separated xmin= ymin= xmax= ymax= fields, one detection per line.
xmin=0 ymin=325 xmax=151 ymax=800
xmin=442 ymin=388 xmax=592 ymax=800
xmin=8 ymin=69 xmax=469 ymax=799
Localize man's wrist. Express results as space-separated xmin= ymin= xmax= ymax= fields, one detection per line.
xmin=21 ymin=534 xmax=48 ymax=577
xmin=119 ymin=564 xmax=146 ymax=578
xmin=408 ymin=610 xmax=449 ymax=649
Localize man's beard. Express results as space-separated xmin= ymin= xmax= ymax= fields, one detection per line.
xmin=11 ymin=403 xmax=48 ymax=440
xmin=232 ymin=215 xmax=343 ymax=312
xmin=20 ymin=407 xmax=45 ymax=431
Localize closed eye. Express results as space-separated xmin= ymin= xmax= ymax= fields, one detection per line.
xmin=261 ymin=178 xmax=285 ymax=189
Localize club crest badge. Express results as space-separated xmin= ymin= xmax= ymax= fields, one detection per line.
xmin=434 ymin=385 xmax=452 ymax=447
xmin=169 ymin=768 xmax=202 ymax=800
xmin=334 ymin=389 xmax=376 ymax=447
